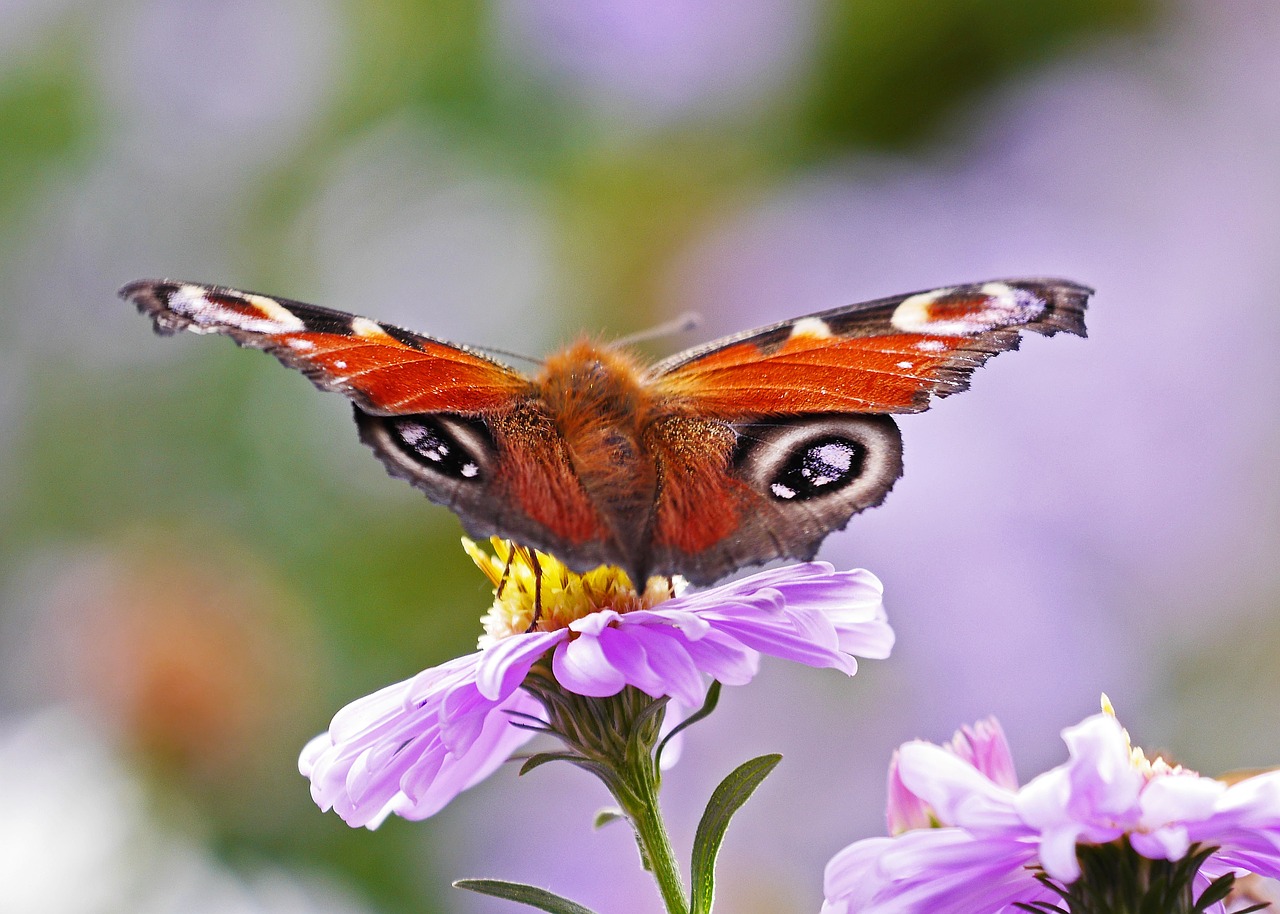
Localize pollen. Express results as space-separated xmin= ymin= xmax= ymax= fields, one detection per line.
xmin=465 ymin=538 xmax=681 ymax=646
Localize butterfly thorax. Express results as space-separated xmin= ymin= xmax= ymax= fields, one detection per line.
xmin=535 ymin=340 xmax=660 ymax=559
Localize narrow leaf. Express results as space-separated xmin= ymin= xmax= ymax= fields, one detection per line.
xmin=1192 ymin=873 xmax=1236 ymax=911
xmin=688 ymin=753 xmax=781 ymax=914
xmin=519 ymin=752 xmax=584 ymax=776
xmin=454 ymin=879 xmax=601 ymax=914
xmin=656 ymin=681 xmax=721 ymax=770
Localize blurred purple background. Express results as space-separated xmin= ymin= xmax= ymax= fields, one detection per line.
xmin=2 ymin=1 xmax=1277 ymax=912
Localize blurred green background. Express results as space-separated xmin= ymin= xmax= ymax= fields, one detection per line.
xmin=3 ymin=1 xmax=1279 ymax=912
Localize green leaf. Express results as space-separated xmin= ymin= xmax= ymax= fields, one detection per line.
xmin=1192 ymin=872 xmax=1235 ymax=911
xmin=454 ymin=879 xmax=601 ymax=914
xmin=655 ymin=681 xmax=722 ymax=770
xmin=688 ymin=753 xmax=781 ymax=914
xmin=518 ymin=752 xmax=586 ymax=776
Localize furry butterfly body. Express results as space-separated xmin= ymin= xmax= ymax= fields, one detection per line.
xmin=122 ymin=278 xmax=1090 ymax=585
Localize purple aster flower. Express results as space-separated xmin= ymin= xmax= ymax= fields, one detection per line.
xmin=301 ymin=539 xmax=892 ymax=828
xmin=824 ymin=702 xmax=1280 ymax=914
xmin=885 ymin=716 xmax=1018 ymax=836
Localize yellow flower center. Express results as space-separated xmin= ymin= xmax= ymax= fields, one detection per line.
xmin=1101 ymin=693 xmax=1189 ymax=779
xmin=464 ymin=538 xmax=683 ymax=647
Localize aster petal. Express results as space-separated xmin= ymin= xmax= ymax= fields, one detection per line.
xmin=395 ymin=689 xmax=543 ymax=820
xmin=947 ymin=718 xmax=1019 ymax=791
xmin=887 ymin=749 xmax=935 ymax=835
xmin=838 ymin=708 xmax=1280 ymax=910
xmin=552 ymin=618 xmax=629 ymax=697
xmin=1058 ymin=714 xmax=1145 ymax=823
xmin=1130 ymin=774 xmax=1224 ymax=860
xmin=625 ymin=605 xmax=714 ymax=640
xmin=675 ymin=626 xmax=761 ymax=686
xmin=896 ymin=742 xmax=1023 ymax=831
xmin=473 ymin=629 xmax=564 ymax=700
xmin=834 ymin=608 xmax=895 ymax=661
xmin=703 ymin=614 xmax=852 ymax=672
xmin=1015 ymin=714 xmax=1143 ymax=879
xmin=299 ymin=653 xmax=536 ymax=827
xmin=592 ymin=623 xmax=668 ymax=698
xmin=622 ymin=626 xmax=707 ymax=705
xmin=823 ymin=827 xmax=1044 ymax=914
xmin=1181 ymin=771 xmax=1280 ymax=877
xmin=304 ymin=559 xmax=893 ymax=828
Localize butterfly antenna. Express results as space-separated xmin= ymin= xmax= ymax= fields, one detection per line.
xmin=614 ymin=311 xmax=702 ymax=348
xmin=471 ymin=345 xmax=544 ymax=368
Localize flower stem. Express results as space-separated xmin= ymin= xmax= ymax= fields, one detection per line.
xmin=621 ymin=758 xmax=690 ymax=914
xmin=523 ymin=678 xmax=692 ymax=913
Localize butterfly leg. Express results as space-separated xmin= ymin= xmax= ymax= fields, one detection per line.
xmin=525 ymin=552 xmax=543 ymax=632
xmin=495 ymin=544 xmax=517 ymax=600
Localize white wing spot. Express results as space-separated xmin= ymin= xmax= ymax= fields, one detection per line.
xmin=333 ymin=359 xmax=347 ymax=369
xmin=892 ymin=282 xmax=1046 ymax=336
xmin=167 ymin=285 xmax=305 ymax=334
xmin=896 ymin=360 xmax=913 ymax=369
xmin=915 ymin=339 xmax=947 ymax=352
xmin=287 ymin=338 xmax=315 ymax=351
xmin=890 ymin=289 xmax=950 ymax=334
xmin=788 ymin=316 xmax=833 ymax=340
xmin=351 ymin=317 xmax=392 ymax=341
xmin=770 ymin=482 xmax=797 ymax=500
xmin=246 ymin=293 xmax=306 ymax=329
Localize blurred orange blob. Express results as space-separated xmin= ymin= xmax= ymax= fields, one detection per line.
xmin=33 ymin=534 xmax=319 ymax=787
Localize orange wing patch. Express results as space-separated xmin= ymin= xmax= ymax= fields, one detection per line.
xmin=654 ymin=332 xmax=971 ymax=417
xmin=280 ymin=330 xmax=529 ymax=414
xmin=646 ymin=417 xmax=743 ymax=554
xmin=490 ymin=407 xmax=607 ymax=547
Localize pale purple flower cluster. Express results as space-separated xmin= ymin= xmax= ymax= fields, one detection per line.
xmin=301 ymin=563 xmax=892 ymax=827
xmin=824 ymin=710 xmax=1280 ymax=914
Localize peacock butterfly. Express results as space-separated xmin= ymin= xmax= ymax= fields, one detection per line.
xmin=122 ymin=278 xmax=1090 ymax=586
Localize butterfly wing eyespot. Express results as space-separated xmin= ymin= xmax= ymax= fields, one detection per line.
xmin=358 ymin=413 xmax=497 ymax=490
xmin=641 ymin=414 xmax=903 ymax=585
xmin=736 ymin=416 xmax=903 ymax=506
xmin=757 ymin=417 xmax=902 ymax=566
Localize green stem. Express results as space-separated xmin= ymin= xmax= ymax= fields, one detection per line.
xmin=621 ymin=758 xmax=689 ymax=914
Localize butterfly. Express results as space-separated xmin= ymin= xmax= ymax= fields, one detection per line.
xmin=122 ymin=278 xmax=1090 ymax=586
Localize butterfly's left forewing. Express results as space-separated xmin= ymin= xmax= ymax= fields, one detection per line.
xmin=122 ymin=280 xmax=531 ymax=415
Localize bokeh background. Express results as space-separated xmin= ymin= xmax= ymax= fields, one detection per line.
xmin=2 ymin=0 xmax=1278 ymax=911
